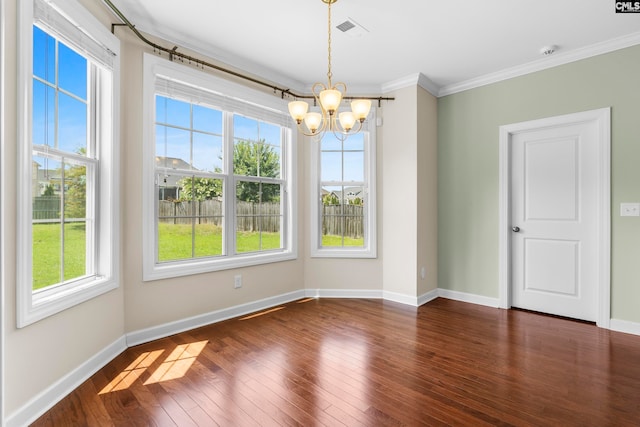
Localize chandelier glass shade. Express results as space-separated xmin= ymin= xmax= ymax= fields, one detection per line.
xmin=288 ymin=0 xmax=372 ymax=139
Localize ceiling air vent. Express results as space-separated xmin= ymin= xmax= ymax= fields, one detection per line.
xmin=335 ymin=18 xmax=368 ymax=38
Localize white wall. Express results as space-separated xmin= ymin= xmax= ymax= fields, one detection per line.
xmin=381 ymin=86 xmax=438 ymax=300
xmin=417 ymin=86 xmax=438 ymax=296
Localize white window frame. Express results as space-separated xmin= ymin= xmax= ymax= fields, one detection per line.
xmin=17 ymin=0 xmax=120 ymax=327
xmin=142 ymin=54 xmax=297 ymax=281
xmin=310 ymin=118 xmax=377 ymax=258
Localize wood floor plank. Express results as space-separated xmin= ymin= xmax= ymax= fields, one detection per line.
xmin=31 ymin=298 xmax=640 ymax=426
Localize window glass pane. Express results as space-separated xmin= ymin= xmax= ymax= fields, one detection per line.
xmin=259 ymin=216 xmax=281 ymax=250
xmin=177 ymin=176 xmax=222 ymax=202
xmin=63 ymin=162 xmax=87 ymax=220
xmin=194 ymin=220 xmax=223 ymax=258
xmin=236 ymin=187 xmax=257 ymax=253
xmin=32 ymin=156 xmax=62 ymax=290
xmin=155 ymin=95 xmax=167 ymax=123
xmin=236 ymin=181 xmax=282 ymax=253
xmin=343 ymin=151 xmax=364 ymax=182
xmin=58 ymin=92 xmax=87 ymax=154
xmin=260 ymin=183 xmax=282 ymax=250
xmin=63 ymin=221 xmax=86 ymax=281
xmin=32 ymin=80 xmax=55 ymax=147
xmin=236 ymin=178 xmax=260 ymax=203
xmin=193 ymin=178 xmax=224 ymax=259
xmin=158 ymin=177 xmax=193 ymax=262
xmin=158 ymin=176 xmax=224 ymax=262
xmin=192 ymin=132 xmax=223 ymax=173
xmin=321 ymin=151 xmax=342 ymax=181
xmin=63 ymin=162 xmax=88 ymax=281
xmin=156 ymin=125 xmax=191 ymax=170
xmin=193 ymin=104 xmax=222 ymax=135
xmin=33 ymin=26 xmax=55 ymax=84
xmin=321 ymin=133 xmax=342 ymax=151
xmin=260 ymin=122 xmax=280 ymax=146
xmin=156 ymin=96 xmax=190 ymax=128
xmin=344 ymin=133 xmax=364 ymax=151
xmin=342 ymin=215 xmax=364 ymax=247
xmin=157 ymin=172 xmax=181 ymax=201
xmin=320 ymin=185 xmax=365 ymax=248
xmin=233 ymin=140 xmax=281 ymax=178
xmin=58 ymin=43 xmax=87 ymax=100
xmin=158 ymin=222 xmax=193 ymax=262
xmin=33 ymin=222 xmax=61 ymax=289
xmin=234 ymin=115 xmax=258 ymax=142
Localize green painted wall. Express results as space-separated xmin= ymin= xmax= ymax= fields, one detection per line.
xmin=438 ymin=45 xmax=640 ymax=323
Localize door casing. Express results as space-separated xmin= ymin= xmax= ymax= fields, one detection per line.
xmin=498 ymin=108 xmax=611 ymax=328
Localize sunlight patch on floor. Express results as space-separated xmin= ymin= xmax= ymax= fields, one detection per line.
xmin=99 ymin=341 xmax=208 ymax=393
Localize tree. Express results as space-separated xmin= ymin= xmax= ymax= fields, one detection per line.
xmin=43 ymin=184 xmax=55 ymax=196
xmin=64 ymin=149 xmax=88 ymax=219
xmin=323 ymin=193 xmax=340 ymax=205
xmin=234 ymin=140 xmax=280 ymax=203
xmin=178 ymin=177 xmax=222 ymax=201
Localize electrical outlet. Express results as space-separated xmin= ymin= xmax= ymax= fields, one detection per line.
xmin=234 ymin=275 xmax=242 ymax=289
xmin=620 ymin=203 xmax=640 ymax=217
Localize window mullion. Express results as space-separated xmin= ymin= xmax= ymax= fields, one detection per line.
xmin=87 ymin=64 xmax=98 ymax=276
xmin=60 ymin=158 xmax=66 ymax=284
xmin=225 ymin=112 xmax=235 ymax=256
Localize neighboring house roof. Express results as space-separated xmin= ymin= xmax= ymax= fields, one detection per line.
xmin=327 ymin=187 xmax=364 ymax=202
xmin=156 ymin=156 xmax=198 ymax=188
xmin=156 ymin=156 xmax=192 ymax=171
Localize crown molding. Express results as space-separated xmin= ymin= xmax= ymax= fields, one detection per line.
xmin=381 ymin=73 xmax=439 ymax=97
xmin=438 ymin=31 xmax=640 ymax=97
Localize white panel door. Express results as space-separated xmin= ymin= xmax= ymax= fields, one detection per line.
xmin=511 ymin=120 xmax=599 ymax=321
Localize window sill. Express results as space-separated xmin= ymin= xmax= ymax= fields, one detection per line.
xmin=18 ymin=276 xmax=118 ymax=328
xmin=143 ymin=250 xmax=298 ymax=282
xmin=311 ymin=248 xmax=377 ymax=259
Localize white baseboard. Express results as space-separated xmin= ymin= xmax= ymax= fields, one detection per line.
xmin=417 ymin=289 xmax=440 ymax=306
xmin=438 ymin=288 xmax=500 ymax=308
xmin=382 ymin=290 xmax=419 ymax=306
xmin=5 ymin=336 xmax=127 ymax=427
xmin=305 ymin=288 xmax=383 ymax=300
xmin=126 ymin=290 xmax=306 ymax=347
xmin=610 ymin=318 xmax=640 ymax=337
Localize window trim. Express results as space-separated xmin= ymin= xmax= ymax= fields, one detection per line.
xmin=310 ymin=118 xmax=377 ymax=258
xmin=142 ymin=54 xmax=297 ymax=281
xmin=17 ymin=0 xmax=120 ymax=327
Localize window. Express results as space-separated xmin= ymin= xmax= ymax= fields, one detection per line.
xmin=143 ymin=54 xmax=296 ymax=281
xmin=17 ymin=0 xmax=119 ymax=327
xmin=310 ymin=125 xmax=377 ymax=258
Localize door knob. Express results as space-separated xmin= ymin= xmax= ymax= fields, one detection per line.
xmin=512 ymin=226 xmax=520 ymax=232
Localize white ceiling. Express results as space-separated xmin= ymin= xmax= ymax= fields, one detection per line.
xmin=107 ymin=0 xmax=640 ymax=96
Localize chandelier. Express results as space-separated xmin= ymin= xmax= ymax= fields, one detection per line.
xmin=288 ymin=0 xmax=372 ymax=140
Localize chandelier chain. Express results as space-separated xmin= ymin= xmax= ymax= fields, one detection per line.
xmin=327 ymin=0 xmax=333 ymax=87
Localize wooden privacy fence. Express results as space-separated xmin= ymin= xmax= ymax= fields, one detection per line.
xmin=158 ymin=200 xmax=281 ymax=233
xmin=322 ymin=204 xmax=364 ymax=239
xmin=33 ymin=196 xmax=60 ymax=220
xmin=159 ymin=201 xmax=364 ymax=238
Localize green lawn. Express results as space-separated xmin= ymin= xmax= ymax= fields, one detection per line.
xmin=321 ymin=234 xmax=364 ymax=247
xmin=158 ymin=222 xmax=283 ymax=261
xmin=32 ymin=222 xmax=365 ymax=289
xmin=32 ymin=223 xmax=86 ymax=290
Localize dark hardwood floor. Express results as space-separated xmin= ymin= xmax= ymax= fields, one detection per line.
xmin=32 ymin=298 xmax=640 ymax=426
